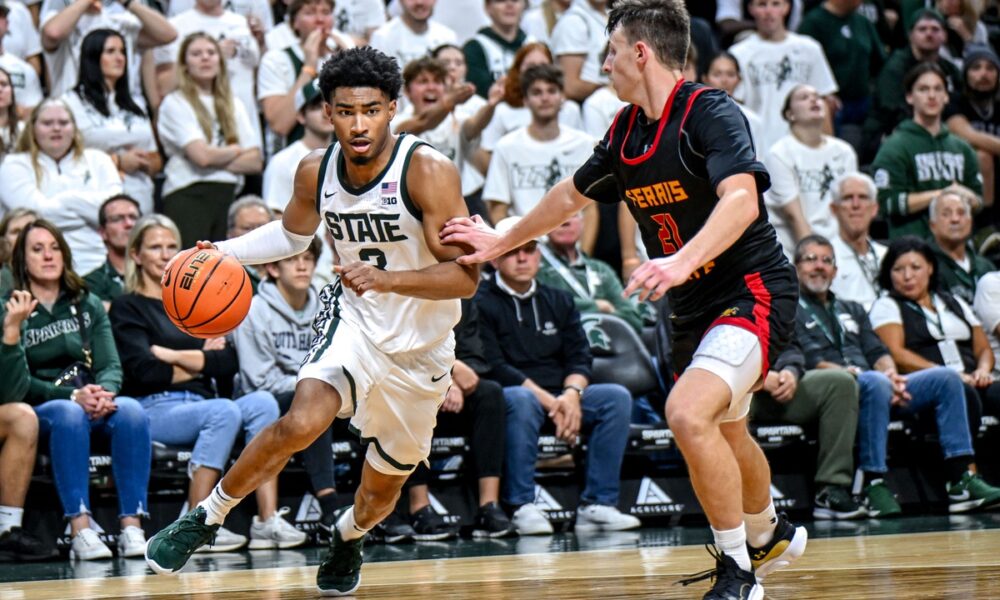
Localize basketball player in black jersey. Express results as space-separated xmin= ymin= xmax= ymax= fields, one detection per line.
xmin=442 ymin=1 xmax=806 ymax=598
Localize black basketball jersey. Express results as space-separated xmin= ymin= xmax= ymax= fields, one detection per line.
xmin=573 ymin=80 xmax=789 ymax=321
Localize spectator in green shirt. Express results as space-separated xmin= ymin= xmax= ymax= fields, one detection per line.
xmin=928 ymin=191 xmax=995 ymax=305
xmin=83 ymin=195 xmax=141 ymax=311
xmin=463 ymin=0 xmax=530 ymax=99
xmin=872 ymin=62 xmax=983 ymax=239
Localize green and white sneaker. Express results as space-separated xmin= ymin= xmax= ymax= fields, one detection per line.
xmin=861 ymin=480 xmax=902 ymax=518
xmin=948 ymin=471 xmax=1000 ymax=513
xmin=145 ymin=506 xmax=220 ymax=575
xmin=316 ymin=523 xmax=364 ymax=596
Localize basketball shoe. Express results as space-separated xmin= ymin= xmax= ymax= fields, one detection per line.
xmin=748 ymin=513 xmax=808 ymax=581
xmin=145 ymin=506 xmax=219 ymax=574
xmin=316 ymin=525 xmax=364 ymax=596
xmin=676 ymin=545 xmax=763 ymax=600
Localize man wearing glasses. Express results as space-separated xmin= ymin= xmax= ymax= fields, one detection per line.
xmin=794 ymin=234 xmax=994 ymax=517
xmin=84 ymin=194 xmax=142 ymax=310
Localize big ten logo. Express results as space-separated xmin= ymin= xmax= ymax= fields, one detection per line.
xmin=179 ymin=251 xmax=213 ymax=290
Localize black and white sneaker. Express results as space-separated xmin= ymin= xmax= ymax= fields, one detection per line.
xmin=748 ymin=512 xmax=807 ymax=581
xmin=471 ymin=502 xmax=517 ymax=539
xmin=677 ymin=545 xmax=763 ymax=600
xmin=368 ymin=512 xmax=416 ymax=545
xmin=410 ymin=506 xmax=458 ymax=541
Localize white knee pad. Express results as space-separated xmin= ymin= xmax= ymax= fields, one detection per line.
xmin=688 ymin=325 xmax=762 ymax=422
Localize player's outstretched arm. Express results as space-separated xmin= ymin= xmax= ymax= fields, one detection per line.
xmin=337 ymin=147 xmax=480 ymax=300
xmin=210 ymin=150 xmax=324 ymax=265
xmin=439 ymin=176 xmax=591 ymax=264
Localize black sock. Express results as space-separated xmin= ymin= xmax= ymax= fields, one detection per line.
xmin=318 ymin=492 xmax=339 ymax=517
xmin=863 ymin=472 xmax=884 ymax=487
xmin=946 ymin=457 xmax=974 ymax=486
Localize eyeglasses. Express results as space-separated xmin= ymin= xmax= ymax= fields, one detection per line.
xmin=106 ymin=214 xmax=140 ymax=224
xmin=797 ymin=254 xmax=835 ymax=266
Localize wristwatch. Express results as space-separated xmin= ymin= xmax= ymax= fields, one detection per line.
xmin=563 ymin=384 xmax=584 ymax=396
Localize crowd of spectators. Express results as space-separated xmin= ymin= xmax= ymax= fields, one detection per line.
xmin=2 ymin=0 xmax=1000 ymax=562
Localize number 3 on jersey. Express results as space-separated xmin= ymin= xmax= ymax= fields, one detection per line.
xmin=651 ymin=213 xmax=684 ymax=254
xmin=359 ymin=248 xmax=388 ymax=270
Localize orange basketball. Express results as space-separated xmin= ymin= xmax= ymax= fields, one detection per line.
xmin=161 ymin=248 xmax=252 ymax=339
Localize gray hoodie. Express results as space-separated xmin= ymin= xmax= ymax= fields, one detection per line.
xmin=234 ymin=280 xmax=319 ymax=397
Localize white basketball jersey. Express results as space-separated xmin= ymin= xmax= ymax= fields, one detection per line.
xmin=316 ymin=134 xmax=461 ymax=354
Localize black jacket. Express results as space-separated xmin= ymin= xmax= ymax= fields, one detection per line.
xmin=474 ymin=275 xmax=592 ymax=394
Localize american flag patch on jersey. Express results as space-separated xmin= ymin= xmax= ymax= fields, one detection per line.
xmin=381 ymin=181 xmax=397 ymax=194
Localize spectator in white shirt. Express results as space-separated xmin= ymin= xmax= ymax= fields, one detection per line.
xmin=482 ymin=63 xmax=594 ymax=227
xmin=0 ymin=67 xmax=23 ymax=156
xmin=167 ymin=0 xmax=272 ymax=51
xmin=157 ymin=33 xmax=262 ymax=246
xmin=394 ymin=52 xmax=503 ymax=215
xmin=0 ymin=99 xmax=122 ymax=275
xmin=258 ymin=0 xmax=352 ymax=153
xmin=729 ymin=0 xmax=838 ymax=151
xmin=62 ymin=28 xmax=159 ymax=214
xmin=522 ymin=0 xmax=569 ymax=45
xmin=476 ymin=41 xmax=583 ymax=176
xmin=973 ymin=272 xmax=1000 ymax=378
xmin=153 ymin=0 xmax=261 ymax=142
xmin=0 ymin=6 xmax=42 ymax=115
xmin=369 ymin=0 xmax=457 ymax=70
xmin=828 ymin=172 xmax=887 ymax=311
xmin=764 ymin=84 xmax=858 ymax=259
xmin=549 ymin=0 xmax=607 ymax=102
xmin=0 ymin=0 xmax=44 ymax=75
xmin=40 ymin=0 xmax=176 ymax=99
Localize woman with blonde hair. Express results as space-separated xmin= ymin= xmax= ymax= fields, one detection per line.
xmin=522 ymin=0 xmax=570 ymax=45
xmin=109 ymin=215 xmax=302 ymax=551
xmin=157 ymin=32 xmax=262 ymax=246
xmin=0 ymin=99 xmax=122 ymax=276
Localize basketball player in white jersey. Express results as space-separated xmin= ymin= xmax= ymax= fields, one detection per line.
xmin=144 ymin=46 xmax=480 ymax=597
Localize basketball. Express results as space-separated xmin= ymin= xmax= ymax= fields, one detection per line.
xmin=161 ymin=248 xmax=252 ymax=339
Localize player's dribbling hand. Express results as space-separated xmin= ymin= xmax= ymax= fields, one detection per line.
xmin=335 ymin=262 xmax=391 ymax=296
xmin=623 ymin=254 xmax=697 ymax=302
xmin=439 ymin=215 xmax=502 ymax=265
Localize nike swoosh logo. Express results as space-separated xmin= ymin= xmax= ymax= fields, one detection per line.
xmin=431 ymin=372 xmax=449 ymax=382
xmin=951 ymin=490 xmax=971 ymax=501
xmin=324 ymin=190 xmax=338 ymax=198
xmin=162 ymin=267 xmax=172 ymax=287
xmin=805 ymin=320 xmax=818 ymax=329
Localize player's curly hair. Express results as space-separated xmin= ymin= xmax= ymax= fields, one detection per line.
xmin=318 ymin=47 xmax=403 ymax=103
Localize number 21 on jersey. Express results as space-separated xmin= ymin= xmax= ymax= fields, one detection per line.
xmin=650 ymin=213 xmax=684 ymax=255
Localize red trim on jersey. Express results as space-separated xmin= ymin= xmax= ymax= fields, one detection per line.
xmin=620 ymin=78 xmax=685 ymax=166
xmin=706 ymin=273 xmax=774 ymax=373
xmin=679 ymin=87 xmax=711 ymax=135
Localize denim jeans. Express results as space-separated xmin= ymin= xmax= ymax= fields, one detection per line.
xmin=34 ymin=397 xmax=151 ymax=519
xmin=857 ymin=367 xmax=974 ymax=474
xmin=502 ymin=383 xmax=631 ymax=507
xmin=138 ymin=390 xmax=279 ymax=473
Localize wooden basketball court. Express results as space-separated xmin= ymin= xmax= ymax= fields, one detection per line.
xmin=2 ymin=528 xmax=997 ymax=599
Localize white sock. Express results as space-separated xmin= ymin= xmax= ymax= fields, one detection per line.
xmin=198 ymin=484 xmax=243 ymax=526
xmin=712 ymin=524 xmax=752 ymax=572
xmin=744 ymin=500 xmax=777 ymax=548
xmin=336 ymin=506 xmax=369 ymax=542
xmin=0 ymin=506 xmax=23 ymax=534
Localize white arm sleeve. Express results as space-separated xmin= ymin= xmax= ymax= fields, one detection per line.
xmin=215 ymin=220 xmax=314 ymax=265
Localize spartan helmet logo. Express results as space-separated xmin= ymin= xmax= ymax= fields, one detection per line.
xmin=582 ymin=317 xmax=612 ymax=352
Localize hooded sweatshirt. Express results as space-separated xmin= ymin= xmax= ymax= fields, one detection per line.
xmin=233 ymin=280 xmax=319 ymax=397
xmin=872 ymin=119 xmax=982 ymax=239
xmin=474 ymin=274 xmax=592 ymax=394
